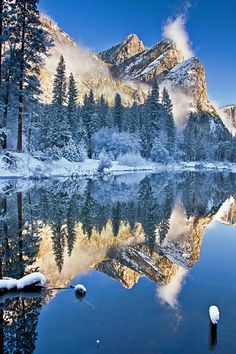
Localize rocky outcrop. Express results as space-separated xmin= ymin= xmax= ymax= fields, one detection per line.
xmin=161 ymin=58 xmax=216 ymax=114
xmin=221 ymin=104 xmax=236 ymax=128
xmin=220 ymin=104 xmax=236 ymax=135
xmin=110 ymin=39 xmax=184 ymax=81
xmin=98 ymin=34 xmax=145 ymax=65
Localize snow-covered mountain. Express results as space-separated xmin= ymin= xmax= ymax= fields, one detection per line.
xmin=100 ymin=35 xmax=216 ymax=118
xmin=40 ymin=15 xmax=217 ymax=124
xmin=40 ymin=15 xmax=148 ymax=106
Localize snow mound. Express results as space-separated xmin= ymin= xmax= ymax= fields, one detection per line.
xmin=209 ymin=305 xmax=220 ymax=324
xmin=0 ymin=272 xmax=46 ymax=291
xmin=17 ymin=272 xmax=46 ymax=290
xmin=0 ymin=278 xmax=18 ymax=290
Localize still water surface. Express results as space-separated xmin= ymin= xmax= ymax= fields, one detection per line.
xmin=0 ymin=172 xmax=236 ymax=353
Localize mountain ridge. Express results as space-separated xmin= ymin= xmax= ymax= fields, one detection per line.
xmin=40 ymin=14 xmax=221 ymax=126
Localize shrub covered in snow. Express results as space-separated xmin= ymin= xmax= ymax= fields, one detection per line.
xmin=62 ymin=139 xmax=87 ymax=162
xmin=32 ymin=146 xmax=62 ymax=161
xmin=92 ymin=128 xmax=140 ymax=158
xmin=117 ymin=153 xmax=146 ymax=167
xmin=97 ymin=150 xmax=112 ymax=173
xmin=33 ymin=140 xmax=87 ymax=163
xmin=151 ymin=140 xmax=171 ymax=163
xmin=2 ymin=152 xmax=17 ymax=170
xmin=111 ymin=132 xmax=140 ymax=158
xmin=92 ymin=128 xmax=115 ymax=156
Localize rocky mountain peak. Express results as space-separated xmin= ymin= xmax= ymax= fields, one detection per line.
xmin=98 ymin=33 xmax=145 ymax=65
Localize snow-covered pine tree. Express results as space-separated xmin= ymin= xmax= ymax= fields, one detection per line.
xmin=113 ymin=93 xmax=123 ymax=132
xmin=162 ymin=87 xmax=176 ymax=153
xmin=140 ymin=80 xmax=162 ymax=158
xmin=52 ymin=55 xmax=66 ymax=106
xmin=82 ymin=90 xmax=98 ymax=158
xmin=98 ymin=94 xmax=109 ymax=128
xmin=105 ymin=110 xmax=113 ymax=128
xmin=183 ymin=112 xmax=198 ymax=161
xmin=0 ymin=0 xmax=18 ymax=149
xmin=123 ymin=102 xmax=139 ymax=134
xmin=14 ymin=0 xmax=52 ymax=152
xmin=50 ymin=56 xmax=71 ymax=150
xmin=67 ymin=72 xmax=78 ymax=132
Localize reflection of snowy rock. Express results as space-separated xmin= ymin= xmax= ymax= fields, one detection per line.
xmin=214 ymin=197 xmax=236 ymax=226
xmin=96 ymin=244 xmax=178 ymax=287
xmin=156 ymin=204 xmax=213 ymax=268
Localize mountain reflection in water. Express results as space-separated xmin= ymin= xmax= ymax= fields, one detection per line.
xmin=0 ymin=172 xmax=236 ymax=353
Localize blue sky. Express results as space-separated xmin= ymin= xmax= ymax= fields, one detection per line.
xmin=40 ymin=0 xmax=235 ymax=106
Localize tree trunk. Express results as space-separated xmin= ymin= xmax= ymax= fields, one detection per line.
xmin=17 ymin=192 xmax=23 ymax=277
xmin=0 ymin=0 xmax=7 ymax=150
xmin=17 ymin=0 xmax=26 ymax=153
xmin=0 ymin=0 xmax=3 ymax=87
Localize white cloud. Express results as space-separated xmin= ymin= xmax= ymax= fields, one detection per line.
xmin=163 ymin=15 xmax=194 ymax=60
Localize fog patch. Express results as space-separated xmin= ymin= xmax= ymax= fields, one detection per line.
xmin=163 ymin=15 xmax=194 ymax=60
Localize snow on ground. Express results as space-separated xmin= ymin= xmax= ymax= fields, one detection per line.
xmin=0 ymin=152 xmax=236 ymax=180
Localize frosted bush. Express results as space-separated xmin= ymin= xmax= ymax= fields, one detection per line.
xmin=97 ymin=150 xmax=112 ymax=173
xmin=118 ymin=153 xmax=146 ymax=167
xmin=92 ymin=128 xmax=140 ymax=158
xmin=111 ymin=132 xmax=140 ymax=158
xmin=151 ymin=140 xmax=171 ymax=163
xmin=32 ymin=146 xmax=62 ymax=161
xmin=92 ymin=128 xmax=115 ymax=157
xmin=63 ymin=139 xmax=87 ymax=162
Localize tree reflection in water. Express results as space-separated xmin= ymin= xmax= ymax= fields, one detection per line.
xmin=0 ymin=172 xmax=236 ymax=352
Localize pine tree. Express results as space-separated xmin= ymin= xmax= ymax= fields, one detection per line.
xmin=183 ymin=112 xmax=198 ymax=161
xmin=113 ymin=93 xmax=123 ymax=132
xmin=0 ymin=0 xmax=16 ymax=149
xmin=123 ymin=102 xmax=139 ymax=134
xmin=67 ymin=72 xmax=78 ymax=132
xmin=162 ymin=87 xmax=175 ymax=153
xmin=52 ymin=55 xmax=66 ymax=106
xmin=162 ymin=87 xmax=172 ymax=113
xmin=140 ymin=81 xmax=162 ymax=158
xmin=82 ymin=90 xmax=98 ymax=158
xmin=151 ymin=77 xmax=159 ymax=102
xmin=98 ymin=95 xmax=109 ymax=128
xmin=49 ymin=56 xmax=71 ymax=149
xmin=14 ymin=0 xmax=52 ymax=152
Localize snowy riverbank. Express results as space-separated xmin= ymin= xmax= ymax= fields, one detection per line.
xmin=0 ymin=152 xmax=236 ymax=179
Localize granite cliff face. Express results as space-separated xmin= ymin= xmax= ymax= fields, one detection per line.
xmin=40 ymin=15 xmax=217 ymax=123
xmin=99 ymin=33 xmax=145 ymax=65
xmin=221 ymin=104 xmax=236 ymax=134
xmin=100 ymin=36 xmax=216 ymax=116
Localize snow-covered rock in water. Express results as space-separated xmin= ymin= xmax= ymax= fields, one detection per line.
xmin=17 ymin=272 xmax=46 ymax=289
xmin=209 ymin=305 xmax=220 ymax=324
xmin=74 ymin=284 xmax=87 ymax=296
